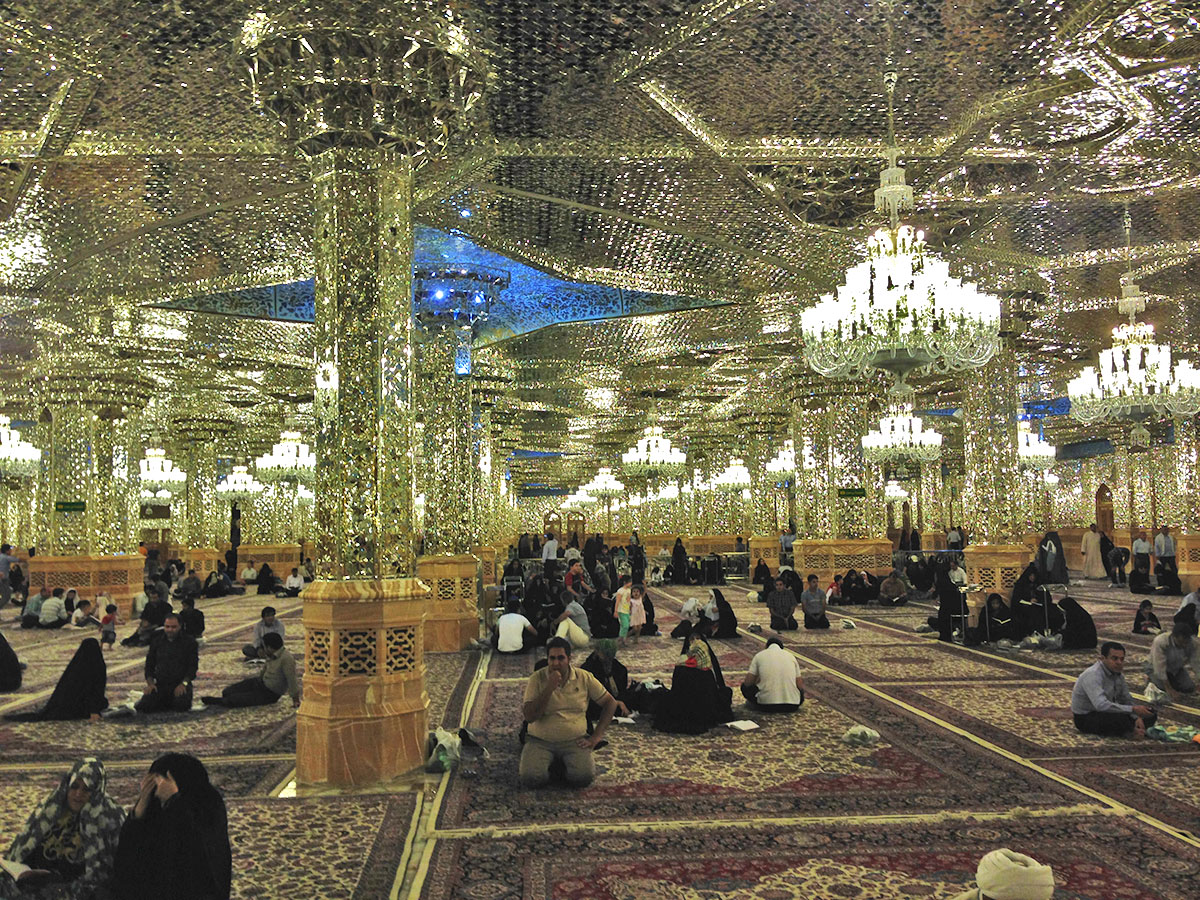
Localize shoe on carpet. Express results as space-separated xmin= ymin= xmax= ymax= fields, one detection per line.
xmin=200 ymin=696 xmax=226 ymax=706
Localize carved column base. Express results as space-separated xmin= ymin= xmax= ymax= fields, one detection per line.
xmin=296 ymin=577 xmax=429 ymax=787
xmin=416 ymin=553 xmax=480 ymax=651
xmin=1175 ymin=535 xmax=1200 ymax=595
xmin=796 ymin=538 xmax=893 ymax=585
xmin=28 ymin=554 xmax=147 ymax=618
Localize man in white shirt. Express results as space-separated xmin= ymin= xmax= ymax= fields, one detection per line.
xmin=541 ymin=532 xmax=559 ymax=580
xmin=1131 ymin=530 xmax=1152 ymax=572
xmin=495 ymin=600 xmax=537 ymax=653
xmin=240 ymin=560 xmax=259 ymax=584
xmin=740 ymin=638 xmax=805 ymax=712
xmin=281 ymin=568 xmax=304 ymax=597
xmin=1146 ymin=621 xmax=1197 ymax=697
xmin=1154 ymin=526 xmax=1176 ymax=582
xmin=38 ymin=588 xmax=70 ymax=629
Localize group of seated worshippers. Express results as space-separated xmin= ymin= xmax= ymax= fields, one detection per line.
xmin=1128 ymin=557 xmax=1183 ymax=595
xmin=670 ymin=589 xmax=738 ymax=639
xmin=0 ymin=754 xmax=232 ymax=900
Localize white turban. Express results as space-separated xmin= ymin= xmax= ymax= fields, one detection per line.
xmin=975 ymin=849 xmax=1055 ymax=900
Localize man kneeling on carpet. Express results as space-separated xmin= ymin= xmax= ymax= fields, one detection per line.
xmin=519 ymin=637 xmax=617 ymax=788
xmin=1070 ymin=641 xmax=1156 ymax=738
xmin=136 ymin=614 xmax=198 ymax=714
xmin=949 ymin=848 xmax=1054 ymax=900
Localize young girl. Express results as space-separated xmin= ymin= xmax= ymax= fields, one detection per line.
xmin=99 ymin=598 xmax=121 ymax=650
xmin=628 ymin=583 xmax=647 ymax=644
xmin=613 ymin=575 xmax=634 ymax=645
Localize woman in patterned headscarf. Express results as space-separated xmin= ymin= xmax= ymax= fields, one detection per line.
xmin=1 ymin=757 xmax=124 ymax=900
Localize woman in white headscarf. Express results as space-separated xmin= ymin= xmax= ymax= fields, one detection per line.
xmin=1 ymin=757 xmax=124 ymax=900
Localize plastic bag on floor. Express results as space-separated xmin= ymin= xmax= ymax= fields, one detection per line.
xmin=841 ymin=619 xmax=857 ymax=630
xmin=841 ymin=725 xmax=880 ymax=746
xmin=1144 ymin=682 xmax=1170 ymax=706
xmin=425 ymin=727 xmax=462 ymax=773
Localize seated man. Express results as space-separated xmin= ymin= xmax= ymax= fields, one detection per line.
xmin=519 ymin=637 xmax=617 ymax=788
xmin=202 ymin=632 xmax=300 ymax=709
xmin=799 ymin=574 xmax=830 ymax=629
xmin=177 ymin=568 xmax=203 ymax=600
xmin=1145 ymin=621 xmax=1197 ymax=697
xmin=240 ymin=559 xmax=259 ymax=584
xmin=242 ymin=606 xmax=285 ymax=659
xmin=765 ymin=577 xmax=798 ymax=631
xmin=495 ymin=600 xmax=537 ymax=654
xmin=37 ymin=588 xmax=70 ymax=629
xmin=177 ymin=595 xmax=206 ymax=640
xmin=279 ymin=567 xmax=304 ymax=597
xmin=877 ymin=569 xmax=908 ymax=607
xmin=741 ymin=637 xmax=805 ymax=712
xmin=20 ymin=584 xmax=45 ymax=629
xmin=1070 ymin=641 xmax=1156 ymax=737
xmin=135 ymin=613 xmax=199 ymax=714
xmin=552 ymin=593 xmax=592 ymax=649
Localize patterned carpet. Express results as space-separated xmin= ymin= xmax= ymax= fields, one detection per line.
xmin=417 ymin=811 xmax=1200 ymax=900
xmin=6 ymin=579 xmax=1200 ymax=900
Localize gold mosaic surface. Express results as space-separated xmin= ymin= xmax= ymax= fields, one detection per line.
xmin=3 ymin=0 xmax=1200 ymax=492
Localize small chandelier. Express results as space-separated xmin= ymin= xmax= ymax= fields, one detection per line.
xmin=562 ymin=488 xmax=598 ymax=510
xmin=0 ymin=416 xmax=41 ymax=479
xmin=800 ymin=72 xmax=1000 ymax=383
xmin=620 ymin=425 xmax=687 ymax=480
xmin=296 ymin=485 xmax=315 ymax=507
xmin=1017 ymin=422 xmax=1056 ymax=470
xmin=255 ymin=431 xmax=315 ymax=484
xmin=766 ymin=439 xmax=798 ymax=475
xmin=884 ymin=479 xmax=909 ymax=501
xmin=216 ymin=465 xmax=263 ymax=502
xmin=1069 ymin=211 xmax=1200 ymax=424
xmin=139 ymin=448 xmax=187 ymax=494
xmin=585 ymin=467 xmax=625 ymax=500
xmin=861 ymin=407 xmax=942 ymax=465
xmin=711 ymin=458 xmax=751 ymax=492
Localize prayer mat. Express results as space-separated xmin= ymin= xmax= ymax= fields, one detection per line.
xmin=795 ymin=642 xmax=1060 ymax=683
xmin=0 ymin=696 xmax=296 ymax=761
xmin=227 ymin=794 xmax=417 ymax=900
xmin=433 ymin=673 xmax=1088 ymax=829
xmin=1047 ymin=754 xmax=1200 ymax=834
xmin=416 ymin=811 xmax=1200 ymax=900
xmin=884 ymin=680 xmax=1200 ymax=758
xmin=426 ymin=650 xmax=481 ymax=728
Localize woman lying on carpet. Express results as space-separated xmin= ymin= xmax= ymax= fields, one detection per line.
xmin=653 ymin=617 xmax=734 ymax=734
xmin=112 ymin=753 xmax=231 ymax=900
xmin=1 ymin=757 xmax=124 ymax=900
xmin=5 ymin=638 xmax=107 ymax=723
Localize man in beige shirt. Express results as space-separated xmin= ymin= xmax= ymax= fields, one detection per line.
xmin=520 ymin=637 xmax=617 ymax=787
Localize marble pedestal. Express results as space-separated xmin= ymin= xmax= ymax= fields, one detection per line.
xmin=296 ymin=577 xmax=429 ymax=787
xmin=416 ymin=553 xmax=480 ymax=651
xmin=749 ymin=536 xmax=780 ymax=577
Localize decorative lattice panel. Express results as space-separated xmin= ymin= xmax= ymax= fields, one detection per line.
xmin=998 ymin=566 xmax=1021 ymax=591
xmin=801 ymin=553 xmax=829 ymax=570
xmin=98 ymin=569 xmax=129 ymax=585
xmin=758 ymin=547 xmax=779 ymax=561
xmin=970 ymin=566 xmax=1000 ymax=592
xmin=833 ymin=553 xmax=877 ymax=571
xmin=480 ymin=558 xmax=494 ymax=580
xmin=435 ymin=578 xmax=457 ymax=605
xmin=338 ymin=630 xmax=378 ymax=676
xmin=306 ymin=629 xmax=331 ymax=676
xmin=44 ymin=571 xmax=91 ymax=589
xmin=1187 ymin=548 xmax=1200 ymax=563
xmin=384 ymin=626 xmax=417 ymax=674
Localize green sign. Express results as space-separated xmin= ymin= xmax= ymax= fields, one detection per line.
xmin=837 ymin=487 xmax=867 ymax=499
xmin=55 ymin=501 xmax=86 ymax=513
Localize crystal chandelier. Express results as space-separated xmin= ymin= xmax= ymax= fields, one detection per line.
xmin=139 ymin=448 xmax=187 ymax=494
xmin=216 ymin=465 xmax=264 ymax=502
xmin=861 ymin=407 xmax=942 ymax=465
xmin=562 ymin=488 xmax=598 ymax=510
xmin=255 ymin=431 xmax=315 ymax=484
xmin=1017 ymin=422 xmax=1056 ymax=470
xmin=765 ymin=439 xmax=797 ymax=475
xmin=884 ymin=479 xmax=909 ymax=501
xmin=585 ymin=467 xmax=625 ymax=499
xmin=711 ymin=458 xmax=751 ymax=492
xmin=0 ymin=416 xmax=41 ymax=479
xmin=620 ymin=425 xmax=687 ymax=480
xmin=800 ymin=73 xmax=1000 ymax=383
xmin=296 ymin=485 xmax=315 ymax=507
xmin=1069 ymin=210 xmax=1200 ymax=424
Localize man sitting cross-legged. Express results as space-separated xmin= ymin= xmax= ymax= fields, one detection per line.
xmin=519 ymin=637 xmax=617 ymax=788
xmin=1071 ymin=641 xmax=1156 ymax=738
